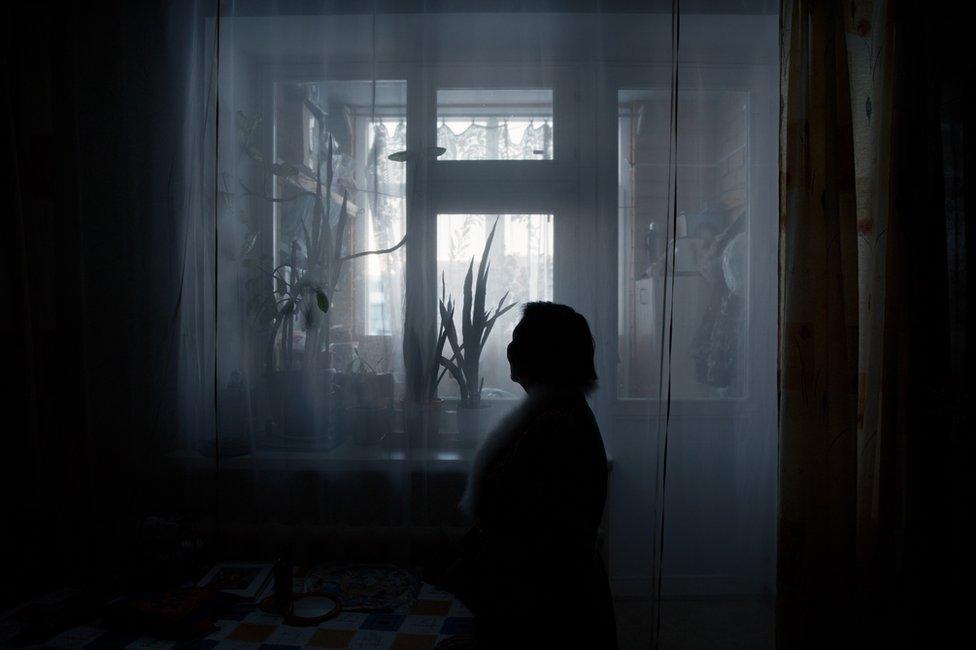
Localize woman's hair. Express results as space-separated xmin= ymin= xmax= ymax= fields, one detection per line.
xmin=508 ymin=302 xmax=598 ymax=393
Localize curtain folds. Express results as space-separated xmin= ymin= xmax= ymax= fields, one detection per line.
xmin=2 ymin=0 xmax=220 ymax=604
xmin=778 ymin=0 xmax=969 ymax=646
xmin=777 ymin=0 xmax=860 ymax=643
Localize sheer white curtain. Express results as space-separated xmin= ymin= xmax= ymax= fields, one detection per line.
xmin=179 ymin=1 xmax=779 ymax=644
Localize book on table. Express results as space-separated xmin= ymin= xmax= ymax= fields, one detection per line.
xmin=196 ymin=563 xmax=273 ymax=602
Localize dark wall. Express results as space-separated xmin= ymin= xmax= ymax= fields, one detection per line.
xmin=1 ymin=0 xmax=209 ymax=607
xmin=904 ymin=0 xmax=974 ymax=641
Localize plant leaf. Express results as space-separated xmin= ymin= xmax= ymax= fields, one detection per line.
xmin=299 ymin=216 xmax=313 ymax=265
xmin=438 ymin=355 xmax=467 ymax=402
xmin=439 ymin=299 xmax=465 ymax=393
xmin=244 ymin=143 xmax=264 ymax=163
xmin=315 ymin=290 xmax=329 ymax=314
xmin=481 ymin=300 xmax=519 ymax=348
xmin=461 ymin=259 xmax=474 ymax=351
xmin=272 ymin=162 xmax=300 ymax=177
xmin=240 ymin=233 xmax=258 ymax=258
xmin=311 ymin=198 xmax=323 ymax=265
xmin=473 ymin=218 xmax=499 ymax=332
xmin=333 ymin=190 xmax=349 ymax=265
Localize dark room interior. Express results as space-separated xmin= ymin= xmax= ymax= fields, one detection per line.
xmin=2 ymin=1 xmax=971 ymax=648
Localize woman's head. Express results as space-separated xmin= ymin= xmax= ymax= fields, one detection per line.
xmin=507 ymin=302 xmax=597 ymax=393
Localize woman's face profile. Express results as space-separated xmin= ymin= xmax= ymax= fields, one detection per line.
xmin=507 ymin=322 xmax=525 ymax=386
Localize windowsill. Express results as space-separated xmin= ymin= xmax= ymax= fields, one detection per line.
xmin=169 ymin=437 xmax=475 ymax=472
xmin=167 ymin=437 xmax=613 ymax=472
xmin=611 ymin=396 xmax=764 ymax=419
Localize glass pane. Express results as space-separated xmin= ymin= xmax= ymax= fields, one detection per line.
xmin=617 ymin=89 xmax=750 ymax=399
xmin=437 ymin=89 xmax=553 ymax=160
xmin=272 ymin=79 xmax=407 ymax=382
xmin=437 ymin=214 xmax=554 ymax=399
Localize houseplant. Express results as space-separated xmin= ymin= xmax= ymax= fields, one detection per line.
xmin=336 ymin=350 xmax=394 ymax=446
xmin=401 ymin=275 xmax=455 ymax=447
xmin=438 ymin=219 xmax=518 ymax=444
xmin=236 ymin=107 xmax=406 ymax=444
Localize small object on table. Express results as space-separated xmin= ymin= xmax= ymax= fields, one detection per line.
xmin=273 ymin=555 xmax=294 ymax=616
xmin=258 ymin=591 xmax=341 ymax=626
xmin=103 ymin=588 xmax=228 ymax=641
xmin=304 ymin=564 xmax=419 ymax=612
xmin=196 ymin=562 xmax=273 ymax=603
xmin=42 ymin=582 xmax=470 ymax=647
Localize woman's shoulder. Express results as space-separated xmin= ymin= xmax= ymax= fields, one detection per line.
xmin=519 ymin=394 xmax=604 ymax=460
xmin=529 ymin=392 xmax=598 ymax=432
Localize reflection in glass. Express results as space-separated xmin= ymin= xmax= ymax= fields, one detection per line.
xmin=273 ymin=80 xmax=407 ymax=379
xmin=618 ymin=89 xmax=750 ymax=399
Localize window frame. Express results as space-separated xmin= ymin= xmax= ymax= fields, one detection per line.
xmin=260 ymin=63 xmax=413 ymax=364
xmin=598 ymin=64 xmax=779 ymax=416
xmin=412 ymin=64 xmax=583 ymax=405
xmin=255 ymin=60 xmax=776 ymax=413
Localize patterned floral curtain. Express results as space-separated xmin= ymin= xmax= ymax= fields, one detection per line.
xmin=437 ymin=120 xmax=552 ymax=160
xmin=778 ymin=0 xmax=860 ymax=644
xmin=779 ymin=0 xmax=965 ymax=646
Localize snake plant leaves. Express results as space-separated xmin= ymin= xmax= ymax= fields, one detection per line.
xmin=474 ymin=219 xmax=498 ymax=327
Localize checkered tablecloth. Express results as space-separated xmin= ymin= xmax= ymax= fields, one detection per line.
xmin=41 ymin=584 xmax=474 ymax=649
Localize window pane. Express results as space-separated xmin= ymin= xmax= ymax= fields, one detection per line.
xmin=437 ymin=89 xmax=553 ymax=160
xmin=273 ymin=80 xmax=406 ymax=381
xmin=618 ymin=89 xmax=749 ymax=399
xmin=437 ymin=214 xmax=554 ymax=399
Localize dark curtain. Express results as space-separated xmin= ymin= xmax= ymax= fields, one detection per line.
xmin=777 ymin=0 xmax=859 ymax=643
xmin=876 ymin=0 xmax=972 ymax=644
xmin=777 ymin=0 xmax=972 ymax=647
xmin=1 ymin=0 xmax=213 ymax=608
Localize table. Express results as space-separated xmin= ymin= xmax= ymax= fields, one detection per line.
xmin=42 ymin=583 xmax=474 ymax=649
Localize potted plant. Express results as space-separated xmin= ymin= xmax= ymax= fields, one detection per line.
xmin=336 ymin=350 xmax=394 ymax=446
xmin=438 ymin=220 xmax=518 ymax=445
xmin=236 ymin=106 xmax=406 ymax=444
xmin=401 ymin=275 xmax=456 ymax=448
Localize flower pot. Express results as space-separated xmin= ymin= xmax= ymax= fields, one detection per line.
xmin=346 ymin=405 xmax=393 ymax=446
xmin=401 ymin=399 xmax=444 ymax=448
xmin=455 ymin=403 xmax=501 ymax=447
xmin=268 ymin=369 xmax=336 ymax=445
xmin=334 ymin=373 xmax=395 ymax=410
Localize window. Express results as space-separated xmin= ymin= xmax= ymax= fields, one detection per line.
xmin=436 ymin=88 xmax=554 ymax=160
xmin=617 ymin=88 xmax=750 ymax=399
xmin=364 ymin=119 xmax=406 ymax=337
xmin=273 ymin=79 xmax=407 ymax=378
xmin=436 ymin=213 xmax=554 ymax=399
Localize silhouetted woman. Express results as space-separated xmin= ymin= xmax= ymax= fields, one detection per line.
xmin=443 ymin=302 xmax=616 ymax=648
